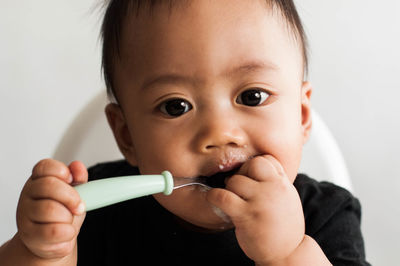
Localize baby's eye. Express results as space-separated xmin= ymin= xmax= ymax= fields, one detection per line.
xmin=159 ymin=98 xmax=193 ymax=117
xmin=236 ymin=89 xmax=270 ymax=106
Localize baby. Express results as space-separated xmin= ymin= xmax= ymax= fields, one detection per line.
xmin=0 ymin=0 xmax=370 ymax=265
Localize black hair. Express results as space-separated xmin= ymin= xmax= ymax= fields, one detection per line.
xmin=100 ymin=0 xmax=308 ymax=102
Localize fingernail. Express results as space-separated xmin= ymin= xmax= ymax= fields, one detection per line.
xmin=76 ymin=202 xmax=85 ymax=214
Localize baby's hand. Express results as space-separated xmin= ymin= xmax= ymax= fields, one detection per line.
xmin=207 ymin=155 xmax=304 ymax=265
xmin=16 ymin=159 xmax=88 ymax=261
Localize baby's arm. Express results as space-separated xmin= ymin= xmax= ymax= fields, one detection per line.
xmin=207 ymin=155 xmax=331 ymax=266
xmin=0 ymin=159 xmax=87 ymax=266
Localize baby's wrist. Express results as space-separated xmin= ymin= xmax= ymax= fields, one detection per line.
xmin=0 ymin=233 xmax=36 ymax=265
xmin=255 ymin=235 xmax=331 ymax=266
xmin=0 ymin=232 xmax=77 ymax=266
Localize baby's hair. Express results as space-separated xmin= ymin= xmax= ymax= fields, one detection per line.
xmin=100 ymin=0 xmax=308 ymax=102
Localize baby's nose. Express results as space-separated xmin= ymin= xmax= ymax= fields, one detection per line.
xmin=193 ymin=113 xmax=247 ymax=153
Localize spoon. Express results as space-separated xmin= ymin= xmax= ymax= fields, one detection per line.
xmin=172 ymin=176 xmax=210 ymax=189
xmin=74 ymin=171 xmax=210 ymax=212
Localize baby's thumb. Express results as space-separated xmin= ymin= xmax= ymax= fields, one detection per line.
xmin=72 ymin=208 xmax=86 ymax=238
xmin=68 ymin=160 xmax=88 ymax=185
xmin=69 ymin=161 xmax=88 ymax=233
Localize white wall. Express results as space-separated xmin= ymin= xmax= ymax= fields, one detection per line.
xmin=0 ymin=0 xmax=103 ymax=245
xmin=1 ymin=1 xmax=399 ymax=265
xmin=296 ymin=1 xmax=400 ymax=265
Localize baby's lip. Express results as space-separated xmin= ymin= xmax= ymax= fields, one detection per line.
xmin=200 ymin=166 xmax=242 ymax=188
xmin=173 ymin=153 xmax=253 ymax=188
xmin=198 ymin=159 xmax=247 ymax=188
xmin=202 ymin=153 xmax=250 ymax=177
xmin=202 ymin=161 xmax=243 ymax=177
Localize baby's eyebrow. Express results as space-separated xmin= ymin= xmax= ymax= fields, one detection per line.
xmin=141 ymin=74 xmax=194 ymax=91
xmin=222 ymin=60 xmax=279 ymax=79
xmin=140 ymin=60 xmax=278 ymax=91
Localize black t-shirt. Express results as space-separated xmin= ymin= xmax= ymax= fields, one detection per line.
xmin=77 ymin=160 xmax=370 ymax=266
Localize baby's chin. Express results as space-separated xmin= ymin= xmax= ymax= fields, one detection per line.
xmin=180 ymin=215 xmax=234 ymax=232
xmin=153 ymin=187 xmax=234 ymax=231
xmin=178 ymin=208 xmax=234 ymax=232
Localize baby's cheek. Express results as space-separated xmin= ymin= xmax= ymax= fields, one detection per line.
xmin=152 ymin=190 xmax=197 ymax=218
xmin=152 ymin=192 xmax=180 ymax=213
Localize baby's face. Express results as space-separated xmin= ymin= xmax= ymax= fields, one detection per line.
xmin=108 ymin=0 xmax=311 ymax=230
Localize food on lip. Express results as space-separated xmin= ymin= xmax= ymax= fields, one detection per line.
xmin=175 ymin=154 xmax=252 ymax=188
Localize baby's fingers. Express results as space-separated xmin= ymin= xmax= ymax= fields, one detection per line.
xmin=28 ymin=177 xmax=84 ymax=215
xmin=237 ymin=155 xmax=286 ymax=182
xmin=68 ymin=160 xmax=88 ymax=185
xmin=26 ymin=199 xmax=73 ymax=224
xmin=21 ymin=223 xmax=76 ymax=259
xmin=24 ymin=223 xmax=76 ymax=245
xmin=207 ymin=188 xmax=247 ymax=219
xmin=31 ymin=159 xmax=72 ymax=183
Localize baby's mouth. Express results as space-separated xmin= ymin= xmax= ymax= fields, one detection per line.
xmin=200 ymin=167 xmax=241 ymax=189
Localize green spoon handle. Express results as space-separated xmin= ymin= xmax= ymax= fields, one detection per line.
xmin=74 ymin=171 xmax=173 ymax=212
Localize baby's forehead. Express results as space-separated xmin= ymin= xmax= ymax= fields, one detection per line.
xmin=119 ymin=1 xmax=303 ymax=60
xmin=102 ymin=0 xmax=307 ymax=99
xmin=120 ymin=1 xmax=299 ymax=41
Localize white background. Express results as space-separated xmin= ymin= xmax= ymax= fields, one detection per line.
xmin=1 ymin=1 xmax=399 ymax=265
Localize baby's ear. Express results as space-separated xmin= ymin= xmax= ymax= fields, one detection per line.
xmin=105 ymin=103 xmax=137 ymax=165
xmin=301 ymin=81 xmax=312 ymax=144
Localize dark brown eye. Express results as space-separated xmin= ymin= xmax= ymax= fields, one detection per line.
xmin=236 ymin=89 xmax=269 ymax=106
xmin=160 ymin=99 xmax=193 ymax=117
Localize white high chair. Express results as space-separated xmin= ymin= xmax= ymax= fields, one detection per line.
xmin=53 ymin=91 xmax=353 ymax=192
